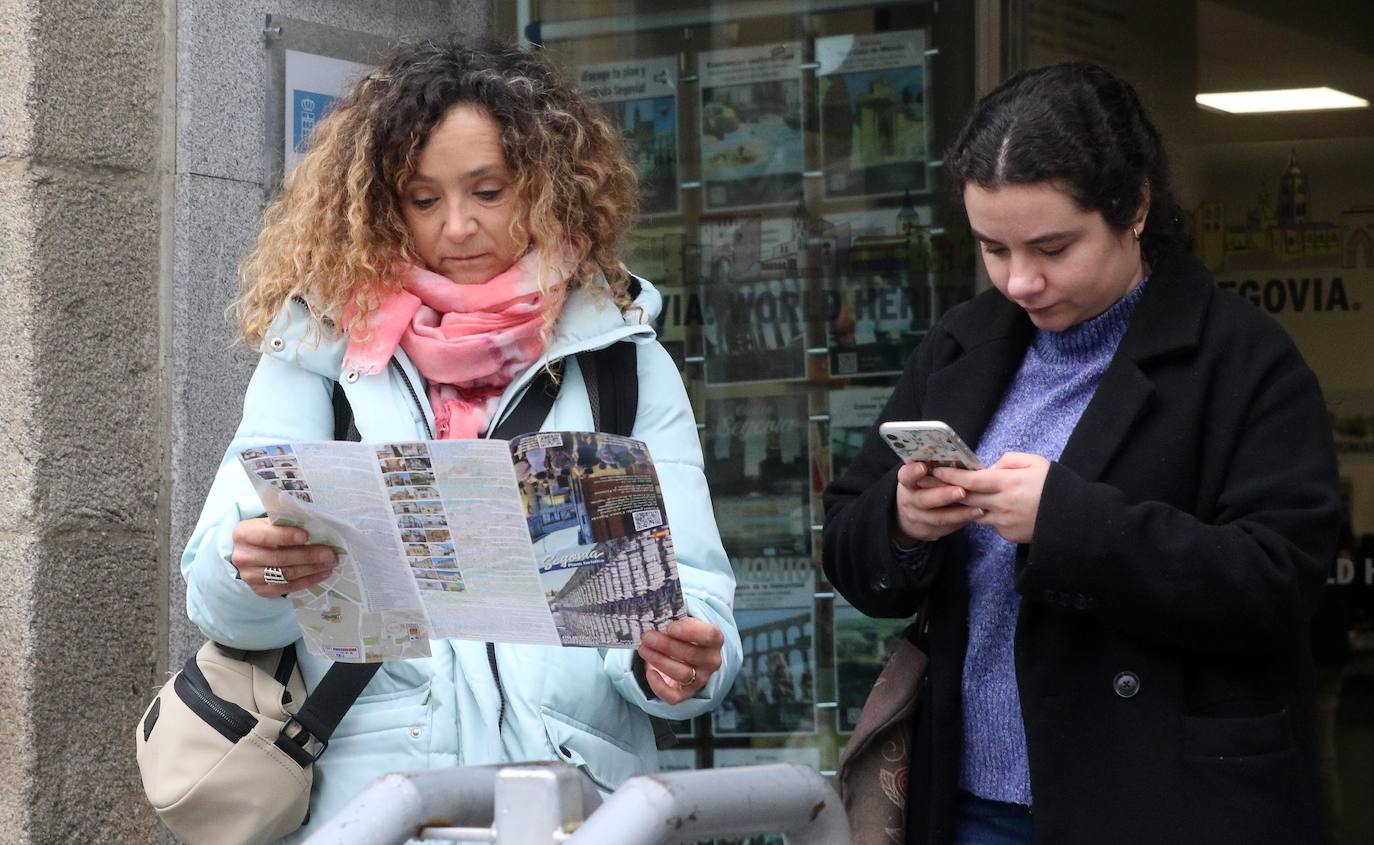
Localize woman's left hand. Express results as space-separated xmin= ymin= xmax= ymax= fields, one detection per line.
xmin=933 ymin=452 xmax=1050 ymax=544
xmin=637 ymin=617 xmax=725 ymax=705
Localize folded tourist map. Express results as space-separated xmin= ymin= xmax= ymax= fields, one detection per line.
xmin=238 ymin=432 xmax=685 ymax=662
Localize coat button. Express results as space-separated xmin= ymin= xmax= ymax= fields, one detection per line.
xmin=343 ymin=369 xmax=359 ymax=384
xmin=409 ymin=727 xmax=422 ymax=739
xmin=268 ymin=336 xmax=285 ymax=352
xmin=1113 ymin=671 xmax=1140 ymax=699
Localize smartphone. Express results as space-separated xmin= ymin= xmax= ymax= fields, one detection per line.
xmin=878 ymin=420 xmax=983 ymax=470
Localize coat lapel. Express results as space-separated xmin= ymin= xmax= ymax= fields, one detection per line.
xmin=922 ymin=291 xmax=1034 ymax=450
xmin=1058 ymin=254 xmax=1212 ymax=481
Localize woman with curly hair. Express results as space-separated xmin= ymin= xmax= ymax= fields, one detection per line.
xmin=181 ymin=36 xmax=740 ymax=840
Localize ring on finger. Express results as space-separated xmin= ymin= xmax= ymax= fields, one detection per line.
xmin=263 ymin=566 xmax=288 ymax=585
xmin=686 ymin=665 xmax=698 ymax=687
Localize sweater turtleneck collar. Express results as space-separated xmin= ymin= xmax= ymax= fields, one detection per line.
xmin=1035 ymin=276 xmax=1149 ymax=363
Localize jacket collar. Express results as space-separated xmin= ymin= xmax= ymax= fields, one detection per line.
xmin=924 ymin=251 xmax=1213 ymax=481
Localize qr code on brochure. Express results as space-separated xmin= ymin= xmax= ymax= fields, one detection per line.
xmin=632 ymin=509 xmax=663 ymax=531
xmin=535 ymin=433 xmax=564 ymax=448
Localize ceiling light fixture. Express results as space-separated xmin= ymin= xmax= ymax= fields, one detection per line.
xmin=1196 ymin=87 xmax=1369 ymax=114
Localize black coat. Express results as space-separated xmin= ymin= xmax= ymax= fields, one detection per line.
xmin=823 ymin=253 xmax=1341 ymax=845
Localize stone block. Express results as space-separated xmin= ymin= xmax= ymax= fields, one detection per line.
xmin=26 ymin=0 xmax=162 ymax=171
xmin=23 ymin=165 xmax=162 ymax=535
xmin=178 ymin=0 xmax=458 ymax=186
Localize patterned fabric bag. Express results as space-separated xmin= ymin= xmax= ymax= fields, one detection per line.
xmin=836 ymin=621 xmax=928 ymax=845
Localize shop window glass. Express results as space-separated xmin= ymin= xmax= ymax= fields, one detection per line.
xmin=505 ymin=3 xmax=980 ymax=829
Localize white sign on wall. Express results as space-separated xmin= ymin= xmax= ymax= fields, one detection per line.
xmin=283 ymin=49 xmax=373 ymax=174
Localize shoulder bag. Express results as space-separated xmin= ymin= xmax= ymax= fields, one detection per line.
xmin=836 ymin=614 xmax=929 ymax=845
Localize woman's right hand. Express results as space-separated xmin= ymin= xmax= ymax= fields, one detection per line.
xmin=230 ymin=517 xmax=339 ymax=598
xmin=892 ymin=461 xmax=983 ymax=545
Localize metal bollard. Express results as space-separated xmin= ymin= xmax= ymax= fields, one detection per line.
xmin=304 ymin=761 xmax=847 ymax=844
xmin=566 ymin=763 xmax=850 ymax=845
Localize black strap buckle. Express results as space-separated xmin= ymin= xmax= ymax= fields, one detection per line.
xmin=281 ymin=714 xmax=329 ymax=762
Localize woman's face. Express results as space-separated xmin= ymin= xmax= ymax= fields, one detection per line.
xmin=963 ymin=181 xmax=1146 ymax=331
xmin=401 ymin=104 xmax=525 ymax=285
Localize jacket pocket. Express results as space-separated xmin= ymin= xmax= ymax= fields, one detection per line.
xmin=332 ymin=680 xmax=433 ymax=739
xmin=540 ymin=707 xmax=650 ymax=792
xmin=1182 ymin=707 xmax=1293 ymax=759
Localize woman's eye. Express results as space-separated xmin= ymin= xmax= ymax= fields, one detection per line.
xmin=411 ymin=197 xmax=438 ymax=209
xmin=1039 ymin=245 xmax=1067 ymax=257
xmin=474 ymin=189 xmax=504 ymax=202
xmin=980 ymin=243 xmax=1007 ymax=256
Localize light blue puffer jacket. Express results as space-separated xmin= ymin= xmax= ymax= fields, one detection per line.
xmin=181 ymin=278 xmax=741 ymax=841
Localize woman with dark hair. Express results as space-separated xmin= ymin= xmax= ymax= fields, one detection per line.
xmin=181 ymin=36 xmax=740 ymax=841
xmin=824 ymin=63 xmax=1340 ymax=844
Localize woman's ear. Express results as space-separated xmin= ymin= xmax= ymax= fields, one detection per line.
xmin=1133 ymin=179 xmax=1152 ymax=231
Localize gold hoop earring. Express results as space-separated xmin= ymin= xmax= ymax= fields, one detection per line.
xmin=1131 ymin=225 xmax=1142 ymax=242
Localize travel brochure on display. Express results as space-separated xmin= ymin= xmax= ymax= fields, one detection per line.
xmin=238 ymin=432 xmax=684 ymax=662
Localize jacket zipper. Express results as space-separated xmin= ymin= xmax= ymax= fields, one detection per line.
xmin=389 ymin=357 xmax=434 ymax=439
xmin=174 ymin=660 xmax=258 ymax=744
xmin=389 ymin=355 xmax=508 ymax=733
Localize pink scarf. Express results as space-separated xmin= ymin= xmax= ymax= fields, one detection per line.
xmin=342 ymin=251 xmax=573 ymax=439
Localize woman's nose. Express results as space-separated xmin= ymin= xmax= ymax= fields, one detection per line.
xmin=443 ymin=201 xmax=479 ymax=240
xmin=1004 ymin=254 xmax=1043 ymax=298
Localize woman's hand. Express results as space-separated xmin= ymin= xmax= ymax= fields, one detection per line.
xmin=637 ymin=617 xmax=725 ymax=705
xmin=893 ymin=461 xmax=983 ymax=544
xmin=230 ymin=517 xmax=338 ymax=598
xmin=933 ymin=452 xmax=1050 ymax=544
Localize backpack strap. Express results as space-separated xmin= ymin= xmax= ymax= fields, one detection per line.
xmin=490 ymin=360 xmax=565 ymax=441
xmin=576 ymin=341 xmax=638 ymax=437
xmin=331 ymin=381 xmax=361 ymax=442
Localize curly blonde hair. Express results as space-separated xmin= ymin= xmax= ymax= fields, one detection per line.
xmin=235 ymin=37 xmax=640 ymax=348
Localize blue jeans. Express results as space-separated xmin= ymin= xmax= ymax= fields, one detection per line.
xmin=952 ymin=791 xmax=1035 ymax=845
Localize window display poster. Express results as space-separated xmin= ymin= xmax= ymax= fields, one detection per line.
xmin=714 ymin=557 xmax=816 ymax=736
xmin=698 ymin=42 xmax=805 ymax=210
xmin=816 ymin=30 xmax=928 ymax=198
xmin=284 ymin=50 xmax=373 ymax=174
xmin=578 ymin=57 xmax=680 ymax=216
xmin=821 ymin=208 xmax=933 ymax=376
xmin=699 ymin=215 xmax=797 ymax=284
xmin=703 ymin=277 xmax=807 ymax=384
xmin=834 ymin=594 xmax=913 ymax=733
xmin=828 ymin=387 xmax=893 ymax=486
xmin=706 ymin=394 xmax=811 ymax=556
xmin=625 ymin=225 xmax=692 ymax=288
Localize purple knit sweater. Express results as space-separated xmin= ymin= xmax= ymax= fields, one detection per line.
xmin=959 ymin=280 xmax=1146 ymax=805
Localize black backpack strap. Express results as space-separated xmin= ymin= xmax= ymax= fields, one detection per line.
xmin=331 ymin=381 xmax=361 ymax=442
xmin=490 ymin=360 xmax=565 ymax=441
xmin=576 ymin=341 xmax=638 ymax=437
xmin=276 ymin=660 xmax=381 ymax=765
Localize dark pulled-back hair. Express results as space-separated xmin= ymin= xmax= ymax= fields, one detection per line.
xmin=237 ymin=36 xmax=637 ymax=347
xmin=946 ymin=63 xmax=1189 ymax=264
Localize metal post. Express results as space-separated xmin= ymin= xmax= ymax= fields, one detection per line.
xmin=301 ymin=766 xmax=501 ymax=845
xmin=565 ymin=763 xmax=850 ymax=845
xmin=305 ymin=762 xmax=847 ymax=845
